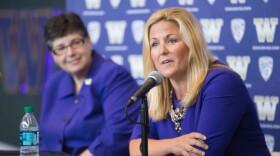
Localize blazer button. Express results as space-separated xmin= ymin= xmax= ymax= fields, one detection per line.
xmin=74 ymin=98 xmax=79 ymax=104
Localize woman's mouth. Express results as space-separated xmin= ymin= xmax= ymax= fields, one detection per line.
xmin=162 ymin=59 xmax=172 ymax=64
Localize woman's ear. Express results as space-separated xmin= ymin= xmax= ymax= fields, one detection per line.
xmin=85 ymin=37 xmax=93 ymax=50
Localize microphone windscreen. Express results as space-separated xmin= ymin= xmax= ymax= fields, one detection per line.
xmin=148 ymin=71 xmax=163 ymax=86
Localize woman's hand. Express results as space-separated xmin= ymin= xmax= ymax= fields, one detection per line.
xmin=169 ymin=132 xmax=208 ymax=156
xmin=130 ymin=132 xmax=208 ymax=156
xmin=79 ymin=149 xmax=94 ymax=156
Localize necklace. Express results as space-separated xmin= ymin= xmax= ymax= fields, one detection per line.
xmin=169 ymin=90 xmax=187 ymax=132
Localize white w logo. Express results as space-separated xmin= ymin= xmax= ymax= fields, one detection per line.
xmin=178 ymin=0 xmax=194 ymax=5
xmin=254 ymin=96 xmax=279 ymax=121
xmin=226 ymin=56 xmax=250 ymax=81
xmin=253 ymin=18 xmax=278 ymax=43
xmin=105 ymin=21 xmax=127 ymax=44
xmin=230 ymin=0 xmax=246 ymax=4
xmin=157 ymin=0 xmax=166 ymax=6
xmin=85 ymin=0 xmax=101 ymax=9
xmin=109 ymin=0 xmax=121 ymax=9
xmin=200 ymin=18 xmax=223 ymax=43
xmin=128 ymin=55 xmax=143 ymax=79
xmin=130 ymin=0 xmax=146 ymax=7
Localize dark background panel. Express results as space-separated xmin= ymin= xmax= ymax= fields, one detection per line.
xmin=0 ymin=0 xmax=65 ymax=147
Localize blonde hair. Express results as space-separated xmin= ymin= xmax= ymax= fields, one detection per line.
xmin=143 ymin=7 xmax=226 ymax=120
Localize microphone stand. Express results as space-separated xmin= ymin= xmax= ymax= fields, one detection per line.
xmin=140 ymin=95 xmax=148 ymax=156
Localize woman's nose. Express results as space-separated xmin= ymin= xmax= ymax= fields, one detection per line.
xmin=65 ymin=46 xmax=75 ymax=56
xmin=159 ymin=43 xmax=168 ymax=56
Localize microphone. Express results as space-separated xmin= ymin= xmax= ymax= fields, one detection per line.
xmin=126 ymin=71 xmax=163 ymax=107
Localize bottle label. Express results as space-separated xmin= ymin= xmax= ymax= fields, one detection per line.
xmin=20 ymin=131 xmax=39 ymax=146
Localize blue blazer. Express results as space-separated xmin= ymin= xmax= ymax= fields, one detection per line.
xmin=131 ymin=67 xmax=270 ymax=156
xmin=40 ymin=52 xmax=140 ymax=156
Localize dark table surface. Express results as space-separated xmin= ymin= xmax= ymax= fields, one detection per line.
xmin=0 ymin=150 xmax=69 ymax=156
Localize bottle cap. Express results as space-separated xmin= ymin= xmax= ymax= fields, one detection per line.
xmin=24 ymin=106 xmax=33 ymax=113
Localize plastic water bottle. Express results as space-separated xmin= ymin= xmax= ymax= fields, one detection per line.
xmin=20 ymin=106 xmax=39 ymax=154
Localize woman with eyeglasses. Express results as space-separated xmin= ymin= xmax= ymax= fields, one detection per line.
xmin=40 ymin=12 xmax=140 ymax=156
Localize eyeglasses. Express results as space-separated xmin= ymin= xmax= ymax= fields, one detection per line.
xmin=52 ymin=38 xmax=85 ymax=55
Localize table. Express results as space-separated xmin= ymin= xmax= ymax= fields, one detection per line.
xmin=0 ymin=150 xmax=69 ymax=156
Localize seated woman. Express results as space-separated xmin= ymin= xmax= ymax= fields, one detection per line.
xmin=40 ymin=12 xmax=140 ymax=156
xmin=129 ymin=7 xmax=270 ymax=156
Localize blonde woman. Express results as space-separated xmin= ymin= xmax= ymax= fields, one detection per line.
xmin=129 ymin=7 xmax=269 ymax=156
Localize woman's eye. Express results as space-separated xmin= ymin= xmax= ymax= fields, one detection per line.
xmin=56 ymin=46 xmax=66 ymax=52
xmin=151 ymin=42 xmax=158 ymax=47
xmin=73 ymin=40 xmax=81 ymax=45
xmin=169 ymin=39 xmax=177 ymax=44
